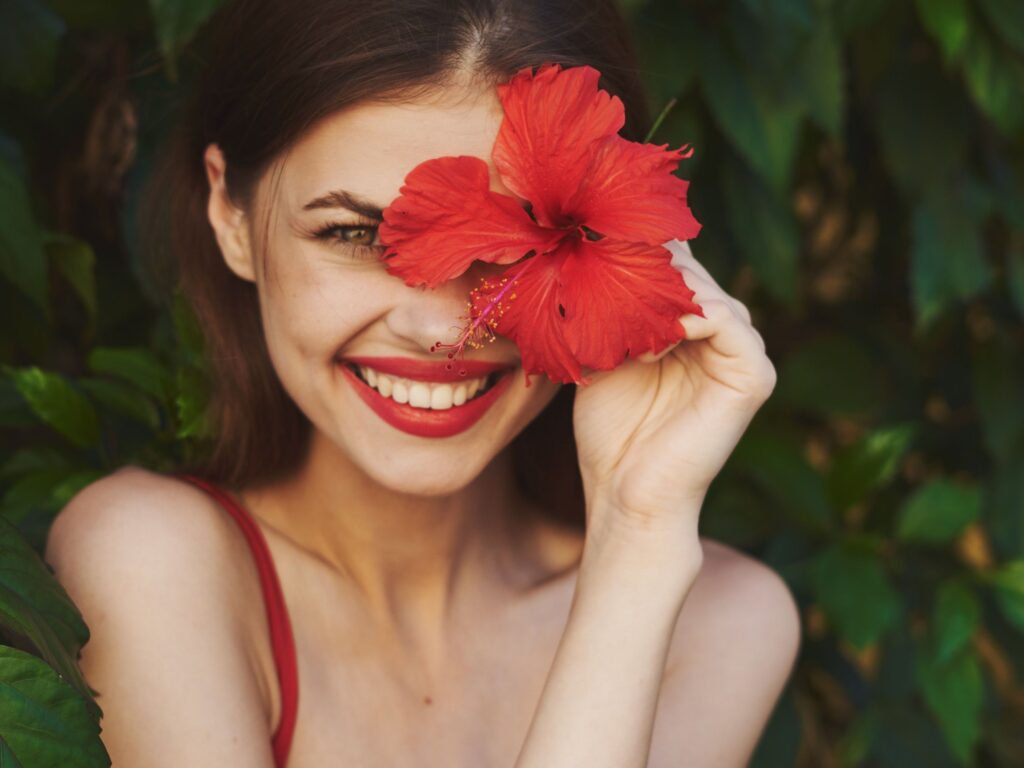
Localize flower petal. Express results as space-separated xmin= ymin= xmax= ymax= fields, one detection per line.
xmin=474 ymin=249 xmax=583 ymax=384
xmin=558 ymin=238 xmax=702 ymax=370
xmin=569 ymin=136 xmax=702 ymax=245
xmin=380 ymin=155 xmax=559 ymax=288
xmin=493 ymin=63 xmax=625 ymax=229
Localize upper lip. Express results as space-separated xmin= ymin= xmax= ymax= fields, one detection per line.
xmin=341 ymin=355 xmax=515 ymax=383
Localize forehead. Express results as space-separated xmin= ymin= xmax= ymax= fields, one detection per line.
xmin=278 ymin=83 xmax=508 ymax=210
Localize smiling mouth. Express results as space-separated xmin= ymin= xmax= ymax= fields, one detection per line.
xmin=339 ymin=361 xmax=509 ymax=407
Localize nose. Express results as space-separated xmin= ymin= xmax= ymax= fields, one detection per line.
xmin=384 ymin=261 xmax=515 ymax=357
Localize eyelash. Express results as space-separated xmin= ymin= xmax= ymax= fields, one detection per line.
xmin=311 ymin=219 xmax=386 ymax=260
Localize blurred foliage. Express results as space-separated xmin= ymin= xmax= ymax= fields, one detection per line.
xmin=0 ymin=0 xmax=1023 ymax=765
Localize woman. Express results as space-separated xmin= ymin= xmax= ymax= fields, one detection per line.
xmin=45 ymin=0 xmax=801 ymax=765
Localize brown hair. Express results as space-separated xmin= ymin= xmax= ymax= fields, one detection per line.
xmin=143 ymin=0 xmax=653 ymax=527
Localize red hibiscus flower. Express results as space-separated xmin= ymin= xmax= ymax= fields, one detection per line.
xmin=378 ymin=62 xmax=703 ymax=385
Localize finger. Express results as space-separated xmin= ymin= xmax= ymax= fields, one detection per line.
xmin=667 ymin=240 xmax=754 ymax=324
xmin=676 ymin=298 xmax=766 ymax=362
xmin=665 ymin=239 xmax=719 ymax=286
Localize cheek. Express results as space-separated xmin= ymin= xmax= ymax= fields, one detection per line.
xmin=258 ymin=252 xmax=389 ymax=363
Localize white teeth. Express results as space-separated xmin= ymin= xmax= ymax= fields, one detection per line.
xmin=351 ymin=364 xmax=493 ymax=410
xmin=408 ymin=382 xmax=431 ymax=408
xmin=453 ymin=384 xmax=467 ymax=406
xmin=431 ymin=386 xmax=453 ymax=410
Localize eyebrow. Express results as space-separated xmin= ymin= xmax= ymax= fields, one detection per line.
xmin=301 ymin=189 xmax=384 ymax=219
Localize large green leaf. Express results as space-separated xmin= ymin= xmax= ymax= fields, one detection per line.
xmin=895 ymin=479 xmax=981 ymax=544
xmin=730 ymin=430 xmax=834 ymax=533
xmin=961 ymin=25 xmax=1024 ymax=138
xmin=0 ymin=518 xmax=98 ymax=714
xmin=913 ymin=0 xmax=969 ymax=64
xmin=0 ymin=646 xmax=108 ymax=768
xmin=812 ymin=542 xmax=903 ymax=649
xmin=1009 ymin=235 xmax=1024 ymax=319
xmin=721 ymin=154 xmax=800 ymax=305
xmin=776 ymin=333 xmax=885 ymax=416
xmin=971 ymin=331 xmax=1024 ymax=464
xmin=79 ymin=379 xmax=161 ymax=431
xmin=0 ymin=160 xmax=48 ymax=314
xmin=697 ymin=34 xmax=802 ymax=192
xmin=3 ymin=367 xmax=100 ymax=449
xmin=984 ymin=560 xmax=1024 ymax=633
xmin=873 ymin=55 xmax=970 ymax=195
xmin=0 ymin=0 xmax=66 ymax=95
xmin=826 ymin=423 xmax=916 ymax=509
xmin=910 ymin=186 xmax=993 ymax=332
xmin=976 ymin=0 xmax=1024 ymax=53
xmin=931 ymin=579 xmax=980 ymax=664
xmin=43 ymin=233 xmax=96 ymax=325
xmin=984 ymin=453 xmax=1024 ymax=560
xmin=87 ymin=348 xmax=169 ymax=402
xmin=915 ymin=643 xmax=985 ymax=764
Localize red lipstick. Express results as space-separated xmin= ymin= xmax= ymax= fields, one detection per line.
xmin=337 ymin=358 xmax=514 ymax=438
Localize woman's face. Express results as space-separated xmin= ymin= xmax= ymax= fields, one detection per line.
xmin=207 ymin=80 xmax=562 ymax=496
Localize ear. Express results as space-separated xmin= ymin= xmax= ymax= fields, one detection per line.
xmin=204 ymin=143 xmax=257 ymax=282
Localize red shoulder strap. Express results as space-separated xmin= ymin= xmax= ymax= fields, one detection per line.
xmin=177 ymin=474 xmax=298 ymax=767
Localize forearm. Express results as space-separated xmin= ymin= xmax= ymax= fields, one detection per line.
xmin=514 ymin=520 xmax=702 ymax=768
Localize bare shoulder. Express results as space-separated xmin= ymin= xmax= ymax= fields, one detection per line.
xmin=45 ymin=465 xmax=277 ymax=767
xmin=647 ymin=537 xmax=802 ymax=768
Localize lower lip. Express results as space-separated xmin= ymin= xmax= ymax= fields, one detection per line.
xmin=337 ymin=364 xmax=514 ymax=438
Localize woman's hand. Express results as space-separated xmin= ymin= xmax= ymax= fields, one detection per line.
xmin=572 ymin=239 xmax=777 ymax=554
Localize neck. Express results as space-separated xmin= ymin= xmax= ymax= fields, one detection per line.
xmin=239 ymin=429 xmax=538 ymax=656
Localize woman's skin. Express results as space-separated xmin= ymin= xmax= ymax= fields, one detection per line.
xmin=45 ymin=72 xmax=801 ymax=767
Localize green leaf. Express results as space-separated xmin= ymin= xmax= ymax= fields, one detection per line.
xmin=697 ymin=34 xmax=802 ymax=192
xmin=87 ymin=347 xmax=169 ymax=402
xmin=895 ymin=479 xmax=981 ymax=544
xmin=910 ymin=187 xmax=993 ymax=332
xmin=971 ymin=331 xmax=1024 ymax=463
xmin=914 ymin=0 xmax=969 ymax=64
xmin=932 ymin=580 xmax=980 ymax=664
xmin=721 ymin=154 xmax=799 ymax=305
xmin=147 ymin=0 xmax=224 ymax=79
xmin=796 ymin=21 xmax=844 ymax=138
xmin=962 ymin=25 xmax=1024 ymax=138
xmin=79 ymin=378 xmax=161 ymax=431
xmin=0 ymin=518 xmax=99 ymax=715
xmin=0 ymin=159 xmax=48 ymax=314
xmin=833 ymin=0 xmax=890 ymax=36
xmin=738 ymin=0 xmax=814 ymax=31
xmin=812 ymin=542 xmax=902 ymax=649
xmin=873 ymin=56 xmax=970 ymax=195
xmin=984 ymin=453 xmax=1024 ymax=559
xmin=776 ymin=333 xmax=885 ymax=415
xmin=0 ymin=646 xmax=109 ymax=768
xmin=827 ymin=423 xmax=916 ymax=508
xmin=984 ymin=560 xmax=1024 ymax=633
xmin=915 ymin=644 xmax=985 ymax=763
xmin=43 ymin=233 xmax=96 ymax=323
xmin=3 ymin=367 xmax=100 ymax=449
xmin=730 ymin=431 xmax=834 ymax=533
xmin=0 ymin=0 xmax=66 ymax=95
xmin=1009 ymin=235 xmax=1024 ymax=319
xmin=976 ymin=0 xmax=1024 ymax=53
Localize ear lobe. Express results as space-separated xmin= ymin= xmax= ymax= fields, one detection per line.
xmin=204 ymin=143 xmax=257 ymax=283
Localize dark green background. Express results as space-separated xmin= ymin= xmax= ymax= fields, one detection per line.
xmin=2 ymin=0 xmax=1023 ymax=765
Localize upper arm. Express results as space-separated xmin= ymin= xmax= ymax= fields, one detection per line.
xmin=648 ymin=539 xmax=802 ymax=768
xmin=44 ymin=467 xmax=277 ymax=768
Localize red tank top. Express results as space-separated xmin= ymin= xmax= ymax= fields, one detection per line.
xmin=178 ymin=474 xmax=299 ymax=767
